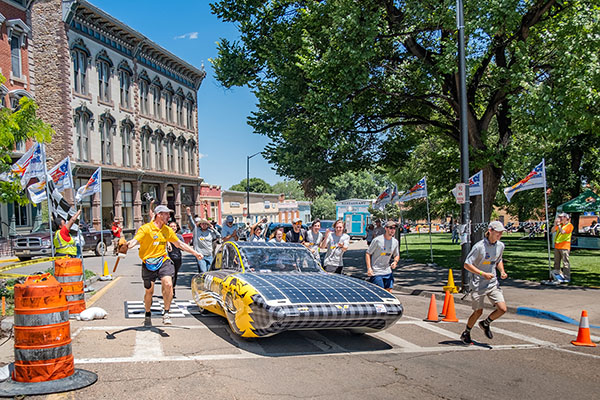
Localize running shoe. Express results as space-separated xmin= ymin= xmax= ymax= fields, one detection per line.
xmin=162 ymin=311 xmax=172 ymax=325
xmin=460 ymin=330 xmax=473 ymax=345
xmin=552 ymin=272 xmax=566 ymax=282
xmin=144 ymin=315 xmax=152 ymax=327
xmin=479 ymin=320 xmax=493 ymax=339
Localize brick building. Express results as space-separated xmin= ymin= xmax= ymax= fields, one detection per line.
xmin=30 ymin=0 xmax=206 ymax=231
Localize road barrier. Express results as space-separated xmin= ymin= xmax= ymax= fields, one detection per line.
xmin=424 ymin=294 xmax=438 ymax=322
xmin=13 ymin=273 xmax=73 ymax=382
xmin=571 ymin=310 xmax=597 ymax=347
xmin=54 ymin=258 xmax=86 ymax=316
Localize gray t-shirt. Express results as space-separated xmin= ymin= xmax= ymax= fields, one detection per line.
xmin=367 ymin=235 xmax=399 ymax=276
xmin=465 ymin=238 xmax=505 ymax=293
xmin=221 ymin=223 xmax=237 ymax=240
xmin=188 ymin=216 xmax=220 ymax=257
xmin=305 ymin=230 xmax=323 ymax=254
xmin=323 ymin=233 xmax=350 ymax=267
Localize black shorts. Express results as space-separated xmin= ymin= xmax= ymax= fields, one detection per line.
xmin=142 ymin=258 xmax=175 ymax=289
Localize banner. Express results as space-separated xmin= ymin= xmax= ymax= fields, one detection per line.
xmin=27 ymin=157 xmax=74 ymax=204
xmin=373 ymin=186 xmax=393 ymax=210
xmin=504 ymin=160 xmax=546 ymax=203
xmin=397 ymin=177 xmax=427 ymax=202
xmin=75 ymin=167 xmax=101 ymax=203
xmin=452 ymin=170 xmax=483 ymax=198
xmin=8 ymin=142 xmax=45 ymax=188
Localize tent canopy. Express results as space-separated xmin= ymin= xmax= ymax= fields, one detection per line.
xmin=557 ymin=190 xmax=600 ymax=213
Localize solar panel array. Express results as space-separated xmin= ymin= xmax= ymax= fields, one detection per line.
xmin=240 ymin=273 xmax=397 ymax=305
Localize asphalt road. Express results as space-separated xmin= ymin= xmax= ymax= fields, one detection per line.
xmin=1 ymin=242 xmax=599 ymax=399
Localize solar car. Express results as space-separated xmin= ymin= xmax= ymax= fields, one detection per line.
xmin=191 ymin=241 xmax=403 ymax=338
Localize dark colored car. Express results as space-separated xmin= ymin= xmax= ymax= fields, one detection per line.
xmin=318 ymin=220 xmax=335 ymax=234
xmin=263 ymin=222 xmax=309 ymax=241
xmin=13 ymin=222 xmax=112 ymax=261
xmin=191 ymin=241 xmax=404 ymax=338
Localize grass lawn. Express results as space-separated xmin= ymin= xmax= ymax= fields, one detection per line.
xmin=399 ymin=232 xmax=600 ymax=287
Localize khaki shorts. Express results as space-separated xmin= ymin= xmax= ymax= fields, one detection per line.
xmin=471 ymin=286 xmax=505 ymax=310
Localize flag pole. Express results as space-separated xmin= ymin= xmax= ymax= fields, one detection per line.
xmin=99 ymin=167 xmax=105 ymax=275
xmin=480 ymin=170 xmax=485 ymax=223
xmin=425 ymin=180 xmax=433 ymax=264
xmin=399 ymin=206 xmax=409 ymax=258
xmin=542 ymin=160 xmax=552 ymax=279
xmin=40 ymin=143 xmax=56 ymax=273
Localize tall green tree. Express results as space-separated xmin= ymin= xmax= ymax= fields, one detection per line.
xmin=271 ymin=180 xmax=307 ymax=200
xmin=229 ymin=177 xmax=272 ymax=193
xmin=0 ymin=76 xmax=54 ymax=204
xmin=211 ymin=0 xmax=596 ymax=220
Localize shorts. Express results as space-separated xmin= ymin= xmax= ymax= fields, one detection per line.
xmin=471 ymin=286 xmax=505 ymax=310
xmin=369 ymin=273 xmax=394 ymax=289
xmin=142 ymin=258 xmax=175 ymax=289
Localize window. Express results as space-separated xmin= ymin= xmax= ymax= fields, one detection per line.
xmin=97 ymin=59 xmax=111 ymax=102
xmin=12 ymin=202 xmax=29 ymax=226
xmin=121 ymin=122 xmax=132 ymax=167
xmin=10 ymin=35 xmax=21 ymax=78
xmin=141 ymin=128 xmax=151 ymax=169
xmin=75 ymin=178 xmax=93 ymax=223
xmin=119 ymin=68 xmax=131 ymax=108
xmin=187 ymin=143 xmax=195 ymax=175
xmin=121 ymin=181 xmax=133 ymax=229
xmin=75 ymin=110 xmax=91 ymax=161
xmin=154 ymin=135 xmax=163 ymax=171
xmin=71 ymin=46 xmax=89 ymax=94
xmin=152 ymin=86 xmax=161 ymax=118
xmin=166 ymin=136 xmax=175 ymax=171
xmin=164 ymin=92 xmax=172 ymax=122
xmin=185 ymin=101 xmax=194 ymax=129
xmin=175 ymin=96 xmax=183 ymax=126
xmin=100 ymin=115 xmax=114 ymax=164
xmin=139 ymin=79 xmax=149 ymax=114
xmin=177 ymin=139 xmax=185 ymax=173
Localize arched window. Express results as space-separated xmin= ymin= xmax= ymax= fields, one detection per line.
xmin=177 ymin=137 xmax=186 ymax=173
xmin=96 ymin=51 xmax=113 ymax=103
xmin=74 ymin=105 xmax=93 ymax=161
xmin=164 ymin=83 xmax=174 ymax=123
xmin=7 ymin=19 xmax=30 ymax=79
xmin=185 ymin=93 xmax=195 ymax=130
xmin=71 ymin=39 xmax=90 ymax=95
xmin=154 ymin=131 xmax=164 ymax=171
xmin=175 ymin=88 xmax=184 ymax=126
xmin=99 ymin=112 xmax=115 ymax=165
xmin=121 ymin=118 xmax=134 ymax=167
xmin=118 ymin=61 xmax=132 ymax=109
xmin=138 ymin=71 xmax=150 ymax=115
xmin=187 ymin=140 xmax=196 ymax=176
xmin=151 ymin=77 xmax=162 ymax=119
xmin=141 ymin=126 xmax=152 ymax=169
xmin=166 ymin=133 xmax=175 ymax=171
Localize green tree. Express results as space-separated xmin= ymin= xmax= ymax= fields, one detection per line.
xmin=311 ymin=192 xmax=336 ymax=220
xmin=229 ymin=177 xmax=272 ymax=193
xmin=271 ymin=180 xmax=307 ymax=200
xmin=211 ymin=0 xmax=596 ymax=220
xmin=0 ymin=75 xmax=54 ymax=204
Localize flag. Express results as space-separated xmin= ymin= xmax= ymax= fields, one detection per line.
xmin=503 ymin=160 xmax=546 ymax=202
xmin=389 ymin=185 xmax=400 ymax=204
xmin=397 ymin=177 xmax=427 ymax=202
xmin=452 ymin=170 xmax=483 ymax=198
xmin=75 ymin=167 xmax=101 ymax=203
xmin=47 ymin=178 xmax=78 ymax=233
xmin=26 ymin=157 xmax=74 ymax=204
xmin=374 ymin=187 xmax=393 ymax=210
xmin=10 ymin=142 xmax=45 ymax=188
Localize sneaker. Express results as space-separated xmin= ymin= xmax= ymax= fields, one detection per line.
xmin=479 ymin=320 xmax=493 ymax=339
xmin=162 ymin=311 xmax=172 ymax=325
xmin=552 ymin=272 xmax=565 ymax=282
xmin=460 ymin=330 xmax=473 ymax=345
xmin=144 ymin=315 xmax=152 ymax=327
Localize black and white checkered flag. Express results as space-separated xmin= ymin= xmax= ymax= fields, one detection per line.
xmin=47 ymin=179 xmax=78 ymax=233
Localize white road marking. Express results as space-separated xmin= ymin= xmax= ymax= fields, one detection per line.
xmin=414 ymin=321 xmax=461 ymax=339
xmin=497 ymin=319 xmax=600 ymax=342
xmin=372 ymin=331 xmax=423 ymax=350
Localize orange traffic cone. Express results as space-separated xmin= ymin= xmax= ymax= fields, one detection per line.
xmin=440 ymin=291 xmax=450 ymax=317
xmin=424 ymin=294 xmax=438 ymax=322
xmin=571 ymin=310 xmax=597 ymax=347
xmin=441 ymin=293 xmax=459 ymax=322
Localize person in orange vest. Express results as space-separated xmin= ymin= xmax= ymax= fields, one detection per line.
xmin=552 ymin=212 xmax=574 ymax=283
xmin=54 ymin=209 xmax=81 ymax=258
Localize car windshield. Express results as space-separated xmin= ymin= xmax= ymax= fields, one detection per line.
xmin=241 ymin=246 xmax=322 ymax=273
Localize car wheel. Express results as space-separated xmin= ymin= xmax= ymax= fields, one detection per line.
xmin=18 ymin=256 xmax=32 ymax=262
xmin=95 ymin=241 xmax=106 ymax=256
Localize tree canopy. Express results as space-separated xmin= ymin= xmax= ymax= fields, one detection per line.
xmin=229 ymin=177 xmax=272 ymax=193
xmin=211 ymin=0 xmax=600 ymax=220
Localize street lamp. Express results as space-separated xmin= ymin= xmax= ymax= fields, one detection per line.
xmin=247 ymin=151 xmax=261 ymax=222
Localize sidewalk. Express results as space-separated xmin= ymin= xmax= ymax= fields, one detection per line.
xmin=342 ymin=244 xmax=600 ymax=329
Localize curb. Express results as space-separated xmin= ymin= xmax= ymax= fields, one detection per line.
xmin=516 ymin=307 xmax=600 ymax=330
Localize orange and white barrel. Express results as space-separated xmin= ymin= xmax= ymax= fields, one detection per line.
xmin=54 ymin=258 xmax=86 ymax=315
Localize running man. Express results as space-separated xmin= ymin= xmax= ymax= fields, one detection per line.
xmin=122 ymin=205 xmax=202 ymax=326
xmin=460 ymin=221 xmax=508 ymax=344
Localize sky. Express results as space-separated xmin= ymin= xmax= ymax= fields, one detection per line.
xmin=90 ymin=0 xmax=284 ymax=190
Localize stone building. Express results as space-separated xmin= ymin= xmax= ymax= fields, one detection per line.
xmin=0 ymin=0 xmax=35 ymax=239
xmin=30 ymin=0 xmax=206 ymax=232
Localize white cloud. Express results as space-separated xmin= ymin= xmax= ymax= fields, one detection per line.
xmin=198 ymin=153 xmax=207 ymax=159
xmin=174 ymin=32 xmax=199 ymax=40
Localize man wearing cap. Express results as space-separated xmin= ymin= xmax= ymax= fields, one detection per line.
xmin=123 ymin=205 xmax=202 ymax=326
xmin=286 ymin=217 xmax=307 ymax=243
xmin=221 ymin=215 xmax=238 ymax=242
xmin=552 ymin=212 xmax=573 ymax=283
xmin=373 ymin=219 xmax=385 ymax=238
xmin=186 ymin=207 xmax=221 ymax=273
xmin=365 ymin=221 xmax=400 ymax=292
xmin=460 ymin=221 xmax=508 ymax=345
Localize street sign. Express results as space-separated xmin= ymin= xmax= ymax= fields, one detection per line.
xmin=455 ymin=183 xmax=466 ymax=204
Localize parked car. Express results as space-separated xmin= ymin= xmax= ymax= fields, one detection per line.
xmin=263 ymin=222 xmax=308 ymax=241
xmin=191 ymin=241 xmax=404 ymax=338
xmin=318 ymin=220 xmax=335 ymax=234
xmin=13 ymin=222 xmax=112 ymax=261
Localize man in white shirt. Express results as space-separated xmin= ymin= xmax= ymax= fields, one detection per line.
xmin=365 ymin=220 xmax=400 ymax=292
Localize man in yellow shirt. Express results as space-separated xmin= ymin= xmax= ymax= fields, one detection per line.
xmin=123 ymin=205 xmax=202 ymax=325
xmin=552 ymin=212 xmax=574 ymax=283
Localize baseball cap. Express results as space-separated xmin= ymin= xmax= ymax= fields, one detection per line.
xmin=385 ymin=221 xmax=397 ymax=228
xmin=154 ymin=205 xmax=173 ymax=214
xmin=558 ymin=212 xmax=570 ymax=218
xmin=488 ymin=221 xmax=506 ymax=232
xmin=226 ymin=215 xmax=234 ymax=223
xmin=292 ymin=217 xmax=302 ymax=224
